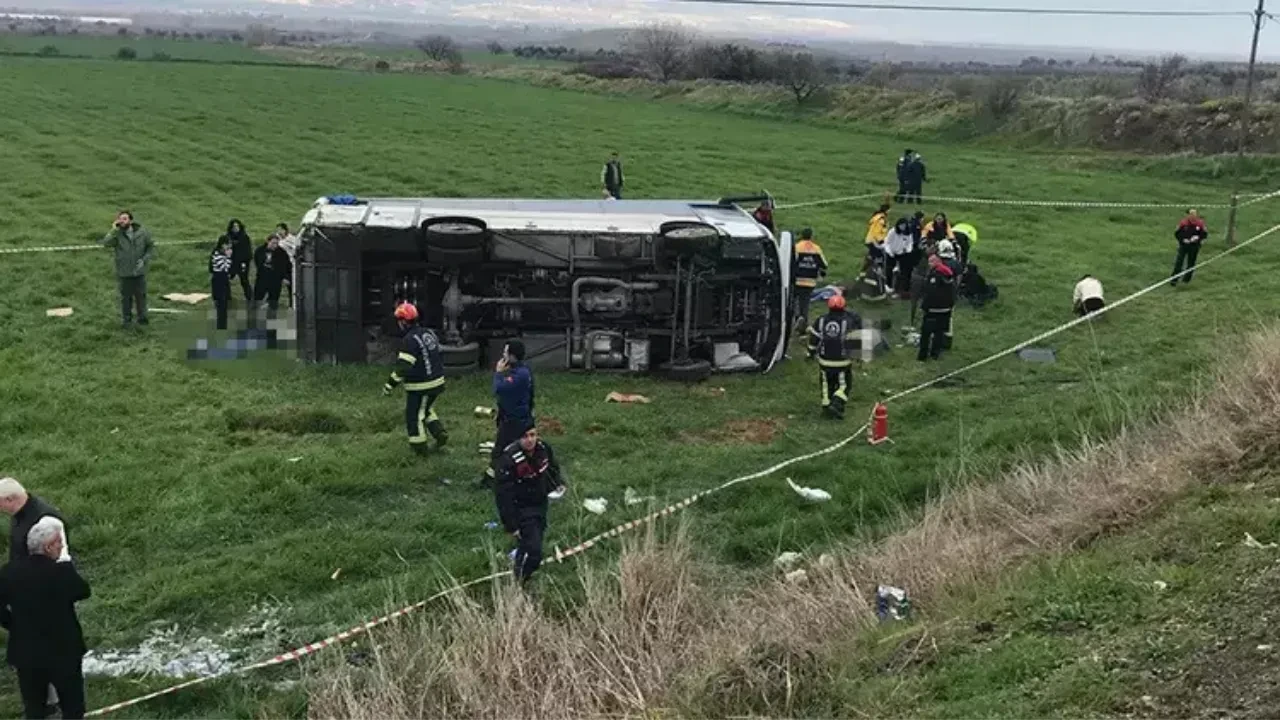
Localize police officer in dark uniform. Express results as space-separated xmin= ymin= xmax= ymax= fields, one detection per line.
xmin=494 ymin=422 xmax=565 ymax=585
xmin=482 ymin=339 xmax=535 ymax=487
xmin=383 ymin=302 xmax=448 ymax=454
xmin=806 ymin=293 xmax=862 ymax=420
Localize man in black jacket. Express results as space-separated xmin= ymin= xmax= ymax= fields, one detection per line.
xmin=0 ymin=479 xmax=66 ymax=564
xmin=0 ymin=516 xmax=90 ymax=720
xmin=253 ymin=235 xmax=292 ymax=314
xmin=602 ymin=152 xmax=624 ymax=199
xmin=494 ymin=423 xmax=565 ymax=585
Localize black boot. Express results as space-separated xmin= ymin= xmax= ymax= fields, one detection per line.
xmin=428 ymin=420 xmax=449 ymax=450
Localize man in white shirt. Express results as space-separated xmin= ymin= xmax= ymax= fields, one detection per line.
xmin=1073 ymin=275 xmax=1105 ymax=317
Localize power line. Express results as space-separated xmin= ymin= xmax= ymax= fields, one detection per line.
xmin=659 ymin=0 xmax=1249 ymax=17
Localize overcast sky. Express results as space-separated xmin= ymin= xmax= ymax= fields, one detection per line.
xmin=431 ymin=0 xmax=1278 ymax=57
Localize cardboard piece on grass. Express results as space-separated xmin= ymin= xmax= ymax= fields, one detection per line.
xmin=1017 ymin=347 xmax=1057 ymax=364
xmin=46 ymin=307 xmax=74 ymax=317
xmin=162 ymin=293 xmax=210 ymax=305
xmin=606 ymin=392 xmax=651 ymax=404
xmin=582 ymin=498 xmax=608 ymax=515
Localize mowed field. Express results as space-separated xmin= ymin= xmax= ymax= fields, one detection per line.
xmin=1 ymin=51 xmax=1279 ymax=716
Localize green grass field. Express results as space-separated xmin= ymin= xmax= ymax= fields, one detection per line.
xmin=1 ymin=53 xmax=1279 ymax=717
xmin=0 ymin=33 xmax=277 ymax=62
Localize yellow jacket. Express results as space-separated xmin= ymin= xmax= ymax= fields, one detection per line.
xmin=866 ymin=212 xmax=888 ymax=245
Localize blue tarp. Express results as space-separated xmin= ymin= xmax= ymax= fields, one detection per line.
xmin=326 ymin=194 xmax=361 ymax=206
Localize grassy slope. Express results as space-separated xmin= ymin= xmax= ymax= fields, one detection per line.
xmin=837 ymin=476 xmax=1280 ymax=719
xmin=0 ymin=34 xmax=276 ymax=62
xmin=1 ymin=55 xmax=1279 ymax=715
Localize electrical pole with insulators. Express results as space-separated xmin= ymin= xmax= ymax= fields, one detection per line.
xmin=1226 ymin=0 xmax=1267 ymax=248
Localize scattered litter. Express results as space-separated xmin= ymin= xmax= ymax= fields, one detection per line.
xmin=438 ymin=477 xmax=453 ymax=486
xmin=110 ymin=427 xmax=119 ymax=435
xmin=1017 ymin=347 xmax=1058 ymax=364
xmin=624 ymin=487 xmax=654 ymax=506
xmin=330 ymin=568 xmax=342 ymax=581
xmin=774 ymin=552 xmax=804 ymax=570
xmin=83 ymin=605 xmax=285 ymax=679
xmin=286 ymin=456 xmax=303 ymax=463
xmin=474 ymin=406 xmax=495 ymax=418
xmin=161 ymin=293 xmax=210 ymax=305
xmin=876 ymin=585 xmax=911 ymax=621
xmin=484 ymin=521 xmax=500 ymax=530
xmin=1152 ymin=580 xmax=1168 ymax=591
xmin=45 ymin=307 xmax=74 ymax=318
xmin=548 ymin=486 xmax=566 ymax=502
xmin=784 ymin=569 xmax=808 ymax=584
xmin=1243 ymin=532 xmax=1278 ymax=549
xmin=583 ymin=498 xmax=608 ymax=515
xmin=606 ymin=392 xmax=651 ymax=404
xmin=817 ymin=553 xmax=836 ymax=569
xmin=1244 ymin=483 xmax=1257 ymax=490
xmin=903 ymin=328 xmax=920 ymax=347
xmin=1258 ymin=644 xmax=1274 ymax=652
xmin=786 ymin=477 xmax=832 ymax=503
xmin=272 ymin=680 xmax=300 ymax=693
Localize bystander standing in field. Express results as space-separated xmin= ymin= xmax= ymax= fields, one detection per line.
xmin=903 ymin=152 xmax=926 ymax=204
xmin=209 ymin=237 xmax=233 ymax=330
xmin=895 ymin=148 xmax=913 ymax=203
xmin=273 ymin=224 xmax=299 ymax=309
xmin=253 ymin=235 xmax=291 ymax=316
xmin=0 ymin=516 xmax=91 ymax=720
xmin=493 ymin=423 xmax=564 ymax=587
xmin=1171 ymin=208 xmax=1208 ymax=287
xmin=99 ymin=211 xmax=154 ymax=329
xmin=602 ymin=152 xmax=624 ymax=199
xmin=221 ymin=220 xmax=254 ymax=304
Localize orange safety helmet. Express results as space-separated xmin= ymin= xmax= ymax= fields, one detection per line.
xmin=393 ymin=302 xmax=419 ymax=322
xmin=827 ymin=293 xmax=846 ymax=311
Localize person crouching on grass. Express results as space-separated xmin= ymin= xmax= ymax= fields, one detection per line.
xmin=494 ymin=423 xmax=565 ymax=587
xmin=0 ymin=516 xmax=91 ymax=720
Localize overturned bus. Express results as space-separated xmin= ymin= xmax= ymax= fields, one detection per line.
xmin=292 ymin=195 xmax=794 ymax=380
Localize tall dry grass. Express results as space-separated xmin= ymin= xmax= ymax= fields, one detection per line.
xmin=310 ymin=327 xmax=1280 ymax=720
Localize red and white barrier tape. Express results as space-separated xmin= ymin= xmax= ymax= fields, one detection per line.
xmin=84 ymin=213 xmax=1280 ymax=717
xmin=0 ymin=240 xmax=207 ymax=256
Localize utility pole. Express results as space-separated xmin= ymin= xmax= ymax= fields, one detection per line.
xmin=1226 ymin=0 xmax=1266 ymax=247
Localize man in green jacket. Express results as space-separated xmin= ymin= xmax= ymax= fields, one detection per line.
xmin=99 ymin=211 xmax=155 ymax=327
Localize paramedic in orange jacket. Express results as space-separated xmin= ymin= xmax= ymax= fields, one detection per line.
xmin=792 ymin=228 xmax=828 ymax=333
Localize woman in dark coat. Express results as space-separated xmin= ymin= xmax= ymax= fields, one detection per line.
xmin=220 ymin=219 xmax=253 ymax=303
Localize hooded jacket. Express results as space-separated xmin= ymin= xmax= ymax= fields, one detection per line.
xmin=884 ymin=221 xmax=914 ymax=257
xmin=866 ymin=210 xmax=889 ymax=246
xmin=222 ymin=220 xmax=253 ymax=266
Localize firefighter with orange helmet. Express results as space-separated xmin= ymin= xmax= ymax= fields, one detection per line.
xmin=806 ymin=292 xmax=862 ymax=420
xmin=383 ymin=302 xmax=449 ymax=454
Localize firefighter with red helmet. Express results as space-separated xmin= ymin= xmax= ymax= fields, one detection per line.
xmin=806 ymin=293 xmax=862 ymax=420
xmin=383 ymin=302 xmax=449 ymax=454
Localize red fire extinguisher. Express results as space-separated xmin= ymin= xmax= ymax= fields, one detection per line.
xmin=868 ymin=403 xmax=889 ymax=445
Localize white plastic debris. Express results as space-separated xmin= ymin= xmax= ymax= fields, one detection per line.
xmin=583 ymin=498 xmax=608 ymax=515
xmin=784 ymin=569 xmax=808 ymax=584
xmin=161 ymin=293 xmax=210 ymax=305
xmin=287 ymin=457 xmax=303 ymax=463
xmin=1244 ymin=533 xmax=1278 ymax=549
xmin=1152 ymin=580 xmax=1168 ymax=591
xmin=876 ymin=585 xmax=911 ymax=621
xmin=624 ymin=487 xmax=654 ymax=506
xmin=548 ymin=487 xmax=566 ymax=501
xmin=45 ymin=307 xmax=74 ymax=318
xmin=774 ymin=551 xmax=803 ymax=570
xmin=786 ymin=477 xmax=832 ymax=503
xmin=817 ymin=553 xmax=836 ymax=569
xmin=1258 ymin=644 xmax=1274 ymax=652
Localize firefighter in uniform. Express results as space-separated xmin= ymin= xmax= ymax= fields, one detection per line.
xmin=383 ymin=302 xmax=449 ymax=454
xmin=807 ymin=293 xmax=862 ymax=420
xmin=792 ymin=228 xmax=828 ymax=333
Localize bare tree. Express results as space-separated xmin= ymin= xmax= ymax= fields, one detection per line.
xmin=770 ymin=51 xmax=831 ymax=104
xmin=625 ymin=23 xmax=692 ymax=82
xmin=1137 ymin=54 xmax=1187 ymax=101
xmin=417 ymin=34 xmax=462 ymax=64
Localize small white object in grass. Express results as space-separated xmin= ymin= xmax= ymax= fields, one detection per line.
xmin=110 ymin=427 xmax=119 ymax=435
xmin=1152 ymin=580 xmax=1168 ymax=591
xmin=1258 ymin=644 xmax=1274 ymax=652
xmin=45 ymin=307 xmax=74 ymax=318
xmin=287 ymin=457 xmax=303 ymax=463
xmin=330 ymin=568 xmax=342 ymax=581
xmin=774 ymin=551 xmax=803 ymax=570
xmin=582 ymin=498 xmax=608 ymax=515
xmin=784 ymin=569 xmax=808 ymax=584
xmin=624 ymin=487 xmax=654 ymax=506
xmin=817 ymin=553 xmax=836 ymax=569
xmin=786 ymin=477 xmax=831 ymax=503
xmin=1243 ymin=532 xmax=1278 ymax=549
xmin=548 ymin=487 xmax=566 ymax=501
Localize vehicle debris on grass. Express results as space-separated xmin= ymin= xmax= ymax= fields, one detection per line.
xmin=606 ymin=392 xmax=651 ymax=404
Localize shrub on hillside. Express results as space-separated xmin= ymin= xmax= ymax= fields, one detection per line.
xmin=573 ymin=59 xmax=644 ymax=79
xmin=982 ymin=77 xmax=1023 ymax=121
xmin=149 ymin=50 xmax=171 ymax=62
xmin=417 ymin=34 xmax=462 ymax=65
xmin=375 ymin=59 xmax=390 ymax=72
xmin=115 ymin=46 xmax=137 ymax=60
xmin=35 ymin=44 xmax=59 ymax=57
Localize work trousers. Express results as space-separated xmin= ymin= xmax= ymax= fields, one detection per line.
xmin=1171 ymin=243 xmax=1202 ymax=284
xmin=234 ymin=261 xmax=253 ymax=302
xmin=405 ymin=387 xmax=447 ymax=452
xmin=901 ymin=182 xmax=923 ymax=204
xmin=117 ymin=275 xmax=148 ymax=325
xmin=17 ymin=664 xmax=85 ymax=719
xmin=606 ymin=185 xmax=622 ymax=200
xmin=884 ymin=254 xmax=904 ymax=292
xmin=793 ymin=283 xmax=815 ymax=333
xmin=897 ymin=250 xmax=921 ymax=296
xmin=820 ymin=363 xmax=852 ymax=419
xmin=212 ymin=274 xmax=230 ymax=330
xmin=512 ymin=507 xmax=547 ymax=583
xmin=919 ymin=310 xmax=953 ymax=361
xmin=254 ymin=275 xmax=283 ymax=312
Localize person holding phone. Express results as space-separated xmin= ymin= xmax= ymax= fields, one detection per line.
xmin=481 ymin=340 xmax=535 ymax=488
xmin=99 ymin=211 xmax=154 ymax=328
